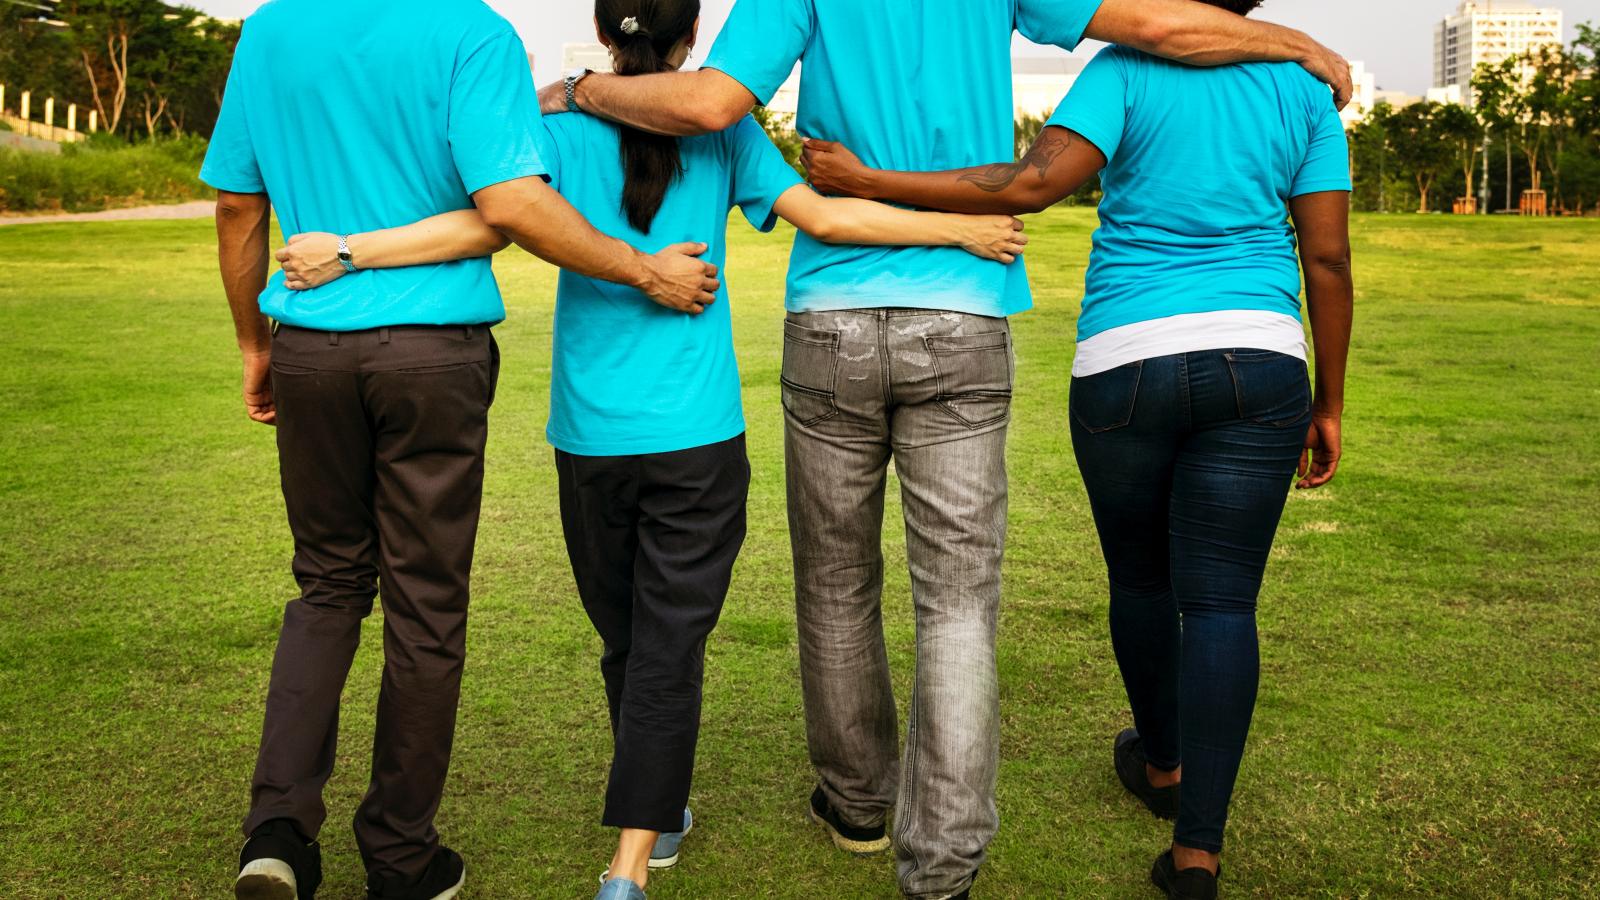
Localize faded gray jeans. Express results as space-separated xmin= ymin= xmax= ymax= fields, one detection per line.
xmin=782 ymin=308 xmax=1011 ymax=900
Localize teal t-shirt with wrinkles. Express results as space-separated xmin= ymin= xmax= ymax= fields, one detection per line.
xmin=199 ymin=0 xmax=547 ymax=332
xmin=540 ymin=114 xmax=803 ymax=457
xmin=704 ymin=0 xmax=1105 ymax=318
xmin=1048 ymin=47 xmax=1352 ymax=342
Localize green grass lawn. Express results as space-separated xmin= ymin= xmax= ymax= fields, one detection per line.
xmin=1 ymin=209 xmax=1597 ymax=898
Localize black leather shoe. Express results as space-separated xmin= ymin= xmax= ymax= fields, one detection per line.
xmin=809 ymin=786 xmax=891 ymax=855
xmin=367 ymin=847 xmax=466 ymax=900
xmin=1115 ymin=728 xmax=1180 ymax=820
xmin=1151 ymin=850 xmax=1219 ymax=900
xmin=236 ymin=819 xmax=321 ymax=900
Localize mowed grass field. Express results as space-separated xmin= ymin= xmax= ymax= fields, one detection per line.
xmin=1 ymin=209 xmax=1597 ymax=899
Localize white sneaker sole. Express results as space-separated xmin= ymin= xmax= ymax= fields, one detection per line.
xmin=648 ymin=817 xmax=693 ymax=869
xmin=808 ymin=803 xmax=891 ymax=855
xmin=235 ymin=858 xmax=296 ymax=900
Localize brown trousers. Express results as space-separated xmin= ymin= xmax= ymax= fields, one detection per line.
xmin=242 ymin=324 xmax=499 ymax=882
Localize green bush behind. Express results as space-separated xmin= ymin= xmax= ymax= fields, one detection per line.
xmin=0 ymin=135 xmax=213 ymax=213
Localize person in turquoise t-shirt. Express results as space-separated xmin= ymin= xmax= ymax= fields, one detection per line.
xmin=803 ymin=1 xmax=1354 ymax=895
xmin=202 ymin=2 xmax=721 ymax=899
xmin=273 ymin=3 xmax=1025 ymax=897
xmin=542 ymin=1 xmax=1353 ymax=897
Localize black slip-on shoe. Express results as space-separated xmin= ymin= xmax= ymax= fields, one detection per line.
xmin=939 ymin=869 xmax=979 ymax=899
xmin=367 ymin=847 xmax=466 ymax=900
xmin=808 ymin=786 xmax=891 ymax=855
xmin=1151 ymin=850 xmax=1219 ymax=900
xmin=236 ymin=819 xmax=322 ymax=900
xmin=1115 ymin=728 xmax=1180 ymax=820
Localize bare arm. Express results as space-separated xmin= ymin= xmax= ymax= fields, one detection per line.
xmin=215 ymin=190 xmax=275 ymax=426
xmin=538 ymin=68 xmax=756 ymax=137
xmin=475 ymin=176 xmax=721 ymax=314
xmin=1086 ymin=0 xmax=1353 ymax=108
xmin=803 ymin=127 xmax=1106 ymax=216
xmin=277 ymin=210 xmax=510 ymax=291
xmin=771 ymin=184 xmax=1030 ymax=263
xmin=1289 ymin=190 xmax=1353 ymax=489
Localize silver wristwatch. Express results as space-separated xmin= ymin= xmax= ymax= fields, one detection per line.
xmin=337 ymin=235 xmax=357 ymax=274
xmin=565 ymin=68 xmax=592 ymax=113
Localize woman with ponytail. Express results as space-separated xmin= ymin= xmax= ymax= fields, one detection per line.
xmin=274 ymin=2 xmax=1024 ymax=897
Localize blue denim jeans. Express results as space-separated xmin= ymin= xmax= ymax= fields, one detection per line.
xmin=1069 ymin=349 xmax=1311 ymax=853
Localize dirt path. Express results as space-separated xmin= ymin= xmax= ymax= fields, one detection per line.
xmin=0 ymin=200 xmax=216 ymax=227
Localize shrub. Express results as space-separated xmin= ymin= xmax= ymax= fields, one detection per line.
xmin=0 ymin=137 xmax=213 ymax=213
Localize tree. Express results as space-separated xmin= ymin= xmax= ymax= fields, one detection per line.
xmin=1526 ymin=44 xmax=1582 ymax=210
xmin=1388 ymin=102 xmax=1456 ymax=212
xmin=1435 ymin=102 xmax=1484 ymax=211
xmin=1348 ymin=101 xmax=1395 ymax=212
xmin=55 ymin=0 xmax=158 ymax=134
xmin=752 ymin=106 xmax=802 ymax=176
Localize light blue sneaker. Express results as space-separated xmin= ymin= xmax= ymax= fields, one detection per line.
xmin=649 ymin=808 xmax=693 ymax=869
xmin=594 ymin=875 xmax=647 ymax=900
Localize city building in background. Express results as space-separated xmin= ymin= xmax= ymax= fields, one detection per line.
xmin=1433 ymin=0 xmax=1564 ymax=106
xmin=1341 ymin=60 xmax=1381 ymax=128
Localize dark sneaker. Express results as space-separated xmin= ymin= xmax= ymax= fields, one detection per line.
xmin=367 ymin=847 xmax=466 ymax=900
xmin=808 ymin=786 xmax=890 ymax=855
xmin=939 ymin=870 xmax=979 ymax=899
xmin=1151 ymin=850 xmax=1219 ymax=900
xmin=236 ymin=819 xmax=321 ymax=900
xmin=1115 ymin=728 xmax=1180 ymax=820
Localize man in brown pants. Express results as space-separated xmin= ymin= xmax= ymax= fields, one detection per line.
xmin=204 ymin=3 xmax=719 ymax=898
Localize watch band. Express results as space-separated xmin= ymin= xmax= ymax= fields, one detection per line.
xmin=565 ymin=69 xmax=591 ymax=113
xmin=337 ymin=235 xmax=357 ymax=274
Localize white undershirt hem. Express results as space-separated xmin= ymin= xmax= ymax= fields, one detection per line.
xmin=1072 ymin=310 xmax=1308 ymax=378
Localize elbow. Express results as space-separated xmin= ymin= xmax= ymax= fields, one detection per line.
xmin=478 ymin=232 xmax=513 ymax=256
xmin=687 ymin=100 xmax=746 ymax=135
xmin=1016 ymin=188 xmax=1055 ymax=216
xmin=216 ymin=190 xmax=267 ymax=220
xmin=807 ymin=217 xmax=844 ymax=244
xmin=1129 ymin=17 xmax=1183 ymax=57
xmin=476 ymin=198 xmax=518 ymax=237
xmin=1309 ymin=248 xmax=1353 ymax=275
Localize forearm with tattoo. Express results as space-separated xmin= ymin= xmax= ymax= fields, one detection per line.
xmin=862 ymin=126 xmax=1105 ymax=216
xmin=959 ymin=129 xmax=1076 ymax=193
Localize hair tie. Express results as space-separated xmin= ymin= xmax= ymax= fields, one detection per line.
xmin=620 ymin=16 xmax=642 ymax=35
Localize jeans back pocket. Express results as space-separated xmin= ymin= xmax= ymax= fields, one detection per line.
xmin=1224 ymin=350 xmax=1311 ymax=427
xmin=925 ymin=331 xmax=1014 ymax=429
xmin=1070 ymin=360 xmax=1143 ymax=433
xmin=781 ymin=321 xmax=841 ymax=427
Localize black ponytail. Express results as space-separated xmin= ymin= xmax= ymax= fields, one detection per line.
xmin=595 ymin=0 xmax=702 ymax=233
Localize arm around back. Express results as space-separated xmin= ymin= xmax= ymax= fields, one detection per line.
xmin=474 ymin=176 xmax=722 ymax=315
xmin=544 ymin=68 xmax=756 ymax=137
xmin=1084 ymin=0 xmax=1353 ymax=107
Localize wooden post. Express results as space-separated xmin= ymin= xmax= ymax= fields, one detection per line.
xmin=0 ymin=84 xmax=6 ymax=116
xmin=45 ymin=96 xmax=55 ymax=129
xmin=20 ymin=90 xmax=29 ymax=121
xmin=67 ymin=103 xmax=77 ymax=134
xmin=89 ymin=110 xmax=98 ymax=133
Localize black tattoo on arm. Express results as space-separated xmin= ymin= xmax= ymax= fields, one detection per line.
xmin=958 ymin=129 xmax=1076 ymax=193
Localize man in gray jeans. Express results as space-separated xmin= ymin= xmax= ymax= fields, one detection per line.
xmin=544 ymin=1 xmax=1350 ymax=896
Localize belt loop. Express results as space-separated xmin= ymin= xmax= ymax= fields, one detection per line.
xmin=464 ymin=325 xmax=474 ymax=341
xmin=379 ymin=327 xmax=391 ymax=345
xmin=327 ymin=331 xmax=340 ymax=346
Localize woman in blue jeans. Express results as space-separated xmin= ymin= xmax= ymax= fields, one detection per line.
xmin=805 ymin=0 xmax=1353 ymax=895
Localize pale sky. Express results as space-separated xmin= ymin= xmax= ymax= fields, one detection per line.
xmin=189 ymin=0 xmax=1600 ymax=95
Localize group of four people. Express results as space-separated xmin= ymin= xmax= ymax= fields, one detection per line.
xmin=206 ymin=1 xmax=1354 ymax=899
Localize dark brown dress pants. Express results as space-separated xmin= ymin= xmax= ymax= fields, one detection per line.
xmin=242 ymin=324 xmax=499 ymax=883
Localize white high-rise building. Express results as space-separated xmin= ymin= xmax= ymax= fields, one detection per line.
xmin=1433 ymin=1 xmax=1563 ymax=107
xmin=1340 ymin=60 xmax=1380 ymax=129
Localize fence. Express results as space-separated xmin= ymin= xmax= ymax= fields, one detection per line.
xmin=0 ymin=83 xmax=95 ymax=145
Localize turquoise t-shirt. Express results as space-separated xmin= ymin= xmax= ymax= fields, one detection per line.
xmin=1048 ymin=47 xmax=1352 ymax=341
xmin=540 ymin=115 xmax=803 ymax=457
xmin=704 ymin=0 xmax=1104 ymax=317
xmin=199 ymin=0 xmax=547 ymax=332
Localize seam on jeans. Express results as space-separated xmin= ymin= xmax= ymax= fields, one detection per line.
xmin=1179 ymin=353 xmax=1192 ymax=431
xmin=881 ymin=315 xmax=894 ymax=409
xmin=926 ymin=334 xmax=1015 ymax=429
